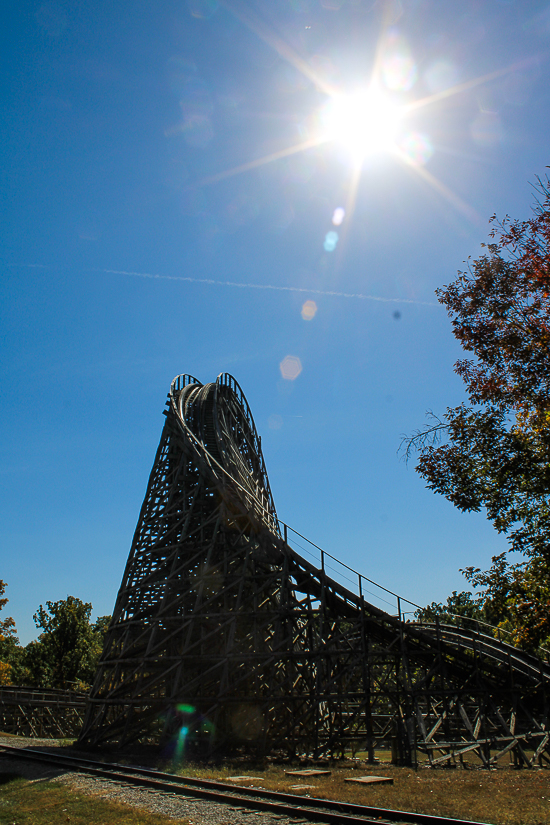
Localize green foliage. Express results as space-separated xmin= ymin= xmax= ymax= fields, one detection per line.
xmin=462 ymin=553 xmax=550 ymax=651
xmin=35 ymin=597 xmax=100 ymax=688
xmin=0 ymin=580 xmax=16 ymax=638
xmin=92 ymin=614 xmax=111 ymax=641
xmin=0 ymin=580 xmax=18 ymax=685
xmin=24 ymin=597 xmax=110 ymax=690
xmin=414 ymin=404 xmax=550 ymax=560
xmin=414 ymin=590 xmax=485 ymax=625
xmin=0 ymin=582 xmax=111 ymax=689
xmin=404 ymin=171 xmax=550 ymax=560
xmin=405 ymin=172 xmax=550 ymax=652
xmin=0 ymin=634 xmax=27 ymax=685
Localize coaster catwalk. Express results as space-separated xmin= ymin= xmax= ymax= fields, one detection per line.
xmin=78 ymin=373 xmax=550 ymax=766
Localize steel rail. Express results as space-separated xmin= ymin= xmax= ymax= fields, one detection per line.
xmin=0 ymin=745 xmax=488 ymax=825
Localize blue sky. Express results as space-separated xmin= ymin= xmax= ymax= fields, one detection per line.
xmin=2 ymin=0 xmax=550 ymax=644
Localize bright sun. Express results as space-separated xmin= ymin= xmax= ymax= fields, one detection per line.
xmin=321 ymin=89 xmax=403 ymax=160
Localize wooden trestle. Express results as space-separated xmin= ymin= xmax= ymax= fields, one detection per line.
xmin=0 ymin=687 xmax=87 ymax=738
xmin=77 ymin=373 xmax=550 ymax=766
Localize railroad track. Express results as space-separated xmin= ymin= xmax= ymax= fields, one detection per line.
xmin=0 ymin=745 xmax=487 ymax=825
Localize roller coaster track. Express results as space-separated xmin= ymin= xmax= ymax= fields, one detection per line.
xmin=77 ymin=374 xmax=550 ymax=768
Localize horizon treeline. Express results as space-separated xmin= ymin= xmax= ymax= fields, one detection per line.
xmin=0 ymin=580 xmax=110 ymax=691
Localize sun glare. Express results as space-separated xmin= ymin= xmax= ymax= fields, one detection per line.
xmin=321 ymin=89 xmax=402 ymax=160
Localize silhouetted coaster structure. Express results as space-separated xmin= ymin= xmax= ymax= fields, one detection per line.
xmin=77 ymin=373 xmax=550 ymax=768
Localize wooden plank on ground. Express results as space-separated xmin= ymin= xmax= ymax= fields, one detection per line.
xmin=285 ymin=769 xmax=331 ymax=777
xmin=345 ymin=775 xmax=393 ymax=785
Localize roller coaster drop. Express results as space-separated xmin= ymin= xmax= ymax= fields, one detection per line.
xmin=78 ymin=374 xmax=550 ymax=766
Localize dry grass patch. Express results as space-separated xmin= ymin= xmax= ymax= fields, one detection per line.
xmin=0 ymin=772 xmax=190 ymax=825
xmin=175 ymin=761 xmax=550 ymax=824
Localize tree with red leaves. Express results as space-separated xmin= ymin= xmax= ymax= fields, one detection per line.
xmin=405 ymin=172 xmax=550 ymax=650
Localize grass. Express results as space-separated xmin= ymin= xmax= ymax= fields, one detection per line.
xmin=0 ymin=772 xmax=190 ymax=825
xmin=170 ymin=758 xmax=550 ymax=825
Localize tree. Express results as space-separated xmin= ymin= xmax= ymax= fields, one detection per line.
xmin=25 ymin=596 xmax=110 ymax=690
xmin=405 ymin=172 xmax=550 ymax=649
xmin=462 ymin=553 xmax=550 ymax=651
xmin=414 ymin=590 xmax=485 ymax=625
xmin=0 ymin=580 xmax=19 ymax=685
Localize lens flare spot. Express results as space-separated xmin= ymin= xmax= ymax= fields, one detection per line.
xmin=269 ymin=202 xmax=295 ymax=234
xmin=179 ymin=188 xmax=207 ymax=217
xmin=224 ymin=192 xmax=260 ymax=230
xmin=182 ymin=114 xmax=214 ymax=148
xmin=290 ymin=0 xmax=310 ymax=11
xmin=470 ymin=112 xmax=503 ymax=147
xmin=381 ymin=33 xmax=417 ymax=92
xmin=280 ymin=356 xmax=302 ymax=381
xmin=187 ymin=0 xmax=218 ymax=18
xmin=274 ymin=62 xmax=309 ymax=94
xmin=166 ymin=77 xmax=214 ymax=148
xmin=324 ymin=231 xmax=338 ymax=252
xmin=400 ymin=131 xmax=434 ymax=166
xmin=301 ymin=300 xmax=317 ymax=321
xmin=268 ymin=413 xmax=283 ymax=430
xmin=177 ymin=704 xmax=195 ymax=714
xmin=424 ymin=60 xmax=458 ymax=93
xmin=166 ymin=57 xmax=197 ymax=96
xmin=332 ymin=207 xmax=345 ymax=226
xmin=309 ymin=54 xmax=338 ymax=84
xmin=173 ymin=724 xmax=188 ymax=762
xmin=230 ymin=705 xmax=264 ymax=740
xmin=189 ymin=563 xmax=223 ymax=596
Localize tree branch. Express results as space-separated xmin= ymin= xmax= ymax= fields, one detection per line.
xmin=399 ymin=412 xmax=448 ymax=463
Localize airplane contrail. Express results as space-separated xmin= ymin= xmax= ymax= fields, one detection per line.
xmin=11 ymin=264 xmax=438 ymax=307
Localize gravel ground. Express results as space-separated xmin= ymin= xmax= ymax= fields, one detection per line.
xmin=0 ymin=736 xmax=311 ymax=825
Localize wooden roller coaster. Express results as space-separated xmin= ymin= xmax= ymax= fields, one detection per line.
xmin=77 ymin=373 xmax=550 ymax=767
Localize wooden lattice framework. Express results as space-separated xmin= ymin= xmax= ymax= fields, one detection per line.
xmin=78 ymin=373 xmax=550 ymax=766
xmin=0 ymin=687 xmax=87 ymax=739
